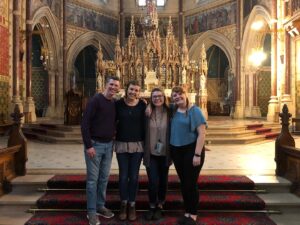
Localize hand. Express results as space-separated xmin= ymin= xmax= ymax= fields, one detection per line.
xmin=86 ymin=147 xmax=96 ymax=159
xmin=145 ymin=104 xmax=152 ymax=116
xmin=192 ymin=155 xmax=201 ymax=167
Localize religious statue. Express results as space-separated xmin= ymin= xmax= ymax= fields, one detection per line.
xmin=200 ymin=73 xmax=206 ymax=90
xmin=227 ymin=69 xmax=234 ymax=99
xmin=182 ymin=67 xmax=187 ymax=84
xmin=116 ymin=66 xmax=121 ymax=78
xmin=97 ymin=73 xmax=103 ymax=91
xmin=72 ymin=73 xmax=76 ymax=90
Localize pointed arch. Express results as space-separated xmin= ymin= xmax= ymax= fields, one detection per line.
xmin=241 ymin=5 xmax=271 ymax=70
xmin=189 ymin=30 xmax=235 ymax=69
xmin=32 ymin=6 xmax=61 ymax=71
xmin=67 ymin=31 xmax=114 ymax=74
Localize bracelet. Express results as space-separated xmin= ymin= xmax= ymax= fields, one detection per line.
xmin=194 ymin=153 xmax=201 ymax=157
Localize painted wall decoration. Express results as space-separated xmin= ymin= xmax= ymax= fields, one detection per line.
xmin=66 ymin=3 xmax=118 ymax=36
xmin=243 ymin=0 xmax=258 ymax=19
xmin=40 ymin=0 xmax=61 ymax=18
xmin=185 ymin=1 xmax=236 ymax=35
xmin=125 ymin=16 xmax=178 ymax=38
xmin=0 ymin=0 xmax=9 ymax=118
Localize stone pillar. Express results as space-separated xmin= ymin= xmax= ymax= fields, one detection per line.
xmin=251 ymin=72 xmax=261 ymax=117
xmin=267 ymin=0 xmax=279 ymax=122
xmin=281 ymin=31 xmax=292 ymax=111
xmin=11 ymin=0 xmax=23 ymax=115
xmin=63 ymin=0 xmax=67 ymax=95
xmin=24 ymin=0 xmax=36 ymax=122
xmin=178 ymin=0 xmax=183 ymax=47
xmin=46 ymin=69 xmax=56 ymax=116
xmin=234 ymin=0 xmax=243 ymax=118
xmin=119 ymin=0 xmax=125 ymax=47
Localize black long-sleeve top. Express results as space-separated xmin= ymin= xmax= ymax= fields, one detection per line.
xmin=81 ymin=93 xmax=116 ymax=149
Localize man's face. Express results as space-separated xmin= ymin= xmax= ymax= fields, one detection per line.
xmin=105 ymin=79 xmax=120 ymax=97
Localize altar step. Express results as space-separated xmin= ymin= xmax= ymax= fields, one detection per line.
xmin=22 ymin=122 xmax=281 ymax=145
xmin=22 ymin=123 xmax=83 ymax=144
xmin=206 ymin=123 xmax=281 ymax=145
xmin=1 ymin=174 xmax=300 ymax=225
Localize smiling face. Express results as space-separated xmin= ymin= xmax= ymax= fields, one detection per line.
xmin=151 ymin=90 xmax=165 ymax=107
xmin=126 ymin=84 xmax=140 ymax=100
xmin=171 ymin=86 xmax=188 ymax=108
xmin=104 ymin=78 xmax=120 ymax=99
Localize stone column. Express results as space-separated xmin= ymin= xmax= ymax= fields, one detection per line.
xmin=63 ymin=0 xmax=67 ymax=95
xmin=267 ymin=0 xmax=279 ymax=122
xmin=251 ymin=72 xmax=261 ymax=117
xmin=281 ymin=30 xmax=292 ymax=110
xmin=119 ymin=0 xmax=125 ymax=47
xmin=11 ymin=0 xmax=23 ymax=115
xmin=46 ymin=69 xmax=56 ymax=116
xmin=234 ymin=0 xmax=243 ymax=118
xmin=24 ymin=0 xmax=36 ymax=122
xmin=178 ymin=0 xmax=183 ymax=47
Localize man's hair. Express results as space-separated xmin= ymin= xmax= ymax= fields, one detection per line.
xmin=105 ymin=75 xmax=120 ymax=84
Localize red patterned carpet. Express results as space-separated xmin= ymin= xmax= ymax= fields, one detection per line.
xmin=25 ymin=175 xmax=276 ymax=225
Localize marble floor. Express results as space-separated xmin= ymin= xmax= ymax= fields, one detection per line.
xmin=0 ymin=116 xmax=298 ymax=175
xmin=2 ymin=134 xmax=299 ymax=175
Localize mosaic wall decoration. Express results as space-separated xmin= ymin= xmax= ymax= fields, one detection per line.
xmin=32 ymin=68 xmax=49 ymax=117
xmin=66 ymin=3 xmax=118 ymax=36
xmin=257 ymin=71 xmax=271 ymax=117
xmin=185 ymin=1 xmax=236 ymax=35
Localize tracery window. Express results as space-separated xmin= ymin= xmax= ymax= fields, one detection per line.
xmin=137 ymin=0 xmax=166 ymax=7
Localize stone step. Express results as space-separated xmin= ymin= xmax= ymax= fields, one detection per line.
xmin=206 ymin=135 xmax=266 ymax=144
xmin=22 ymin=131 xmax=83 ymax=144
xmin=22 ymin=127 xmax=82 ymax=138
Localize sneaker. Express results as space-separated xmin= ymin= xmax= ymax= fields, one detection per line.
xmin=152 ymin=207 xmax=163 ymax=220
xmin=184 ymin=217 xmax=197 ymax=225
xmin=119 ymin=202 xmax=127 ymax=221
xmin=128 ymin=204 xmax=136 ymax=221
xmin=96 ymin=207 xmax=114 ymax=219
xmin=87 ymin=213 xmax=100 ymax=225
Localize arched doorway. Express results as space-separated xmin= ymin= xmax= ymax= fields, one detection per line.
xmin=206 ymin=45 xmax=230 ymax=116
xmin=74 ymin=45 xmax=98 ymax=98
xmin=31 ymin=26 xmax=49 ymax=117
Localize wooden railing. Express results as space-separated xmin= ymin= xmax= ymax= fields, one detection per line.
xmin=275 ymin=104 xmax=300 ymax=196
xmin=0 ymin=105 xmax=27 ymax=196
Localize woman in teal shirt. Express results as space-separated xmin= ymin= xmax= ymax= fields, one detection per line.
xmin=170 ymin=86 xmax=206 ymax=225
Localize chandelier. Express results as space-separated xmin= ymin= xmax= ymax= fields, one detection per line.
xmin=140 ymin=0 xmax=158 ymax=32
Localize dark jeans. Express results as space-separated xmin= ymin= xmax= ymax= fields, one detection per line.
xmin=146 ymin=155 xmax=169 ymax=207
xmin=116 ymin=152 xmax=143 ymax=202
xmin=170 ymin=142 xmax=205 ymax=215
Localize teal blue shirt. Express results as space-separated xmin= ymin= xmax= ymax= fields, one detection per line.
xmin=170 ymin=106 xmax=207 ymax=147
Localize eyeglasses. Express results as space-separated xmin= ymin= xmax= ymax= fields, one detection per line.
xmin=152 ymin=95 xmax=163 ymax=99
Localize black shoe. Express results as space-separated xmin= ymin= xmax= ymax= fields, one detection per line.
xmin=177 ymin=215 xmax=189 ymax=225
xmin=144 ymin=208 xmax=155 ymax=221
xmin=152 ymin=207 xmax=163 ymax=220
xmin=184 ymin=217 xmax=197 ymax=225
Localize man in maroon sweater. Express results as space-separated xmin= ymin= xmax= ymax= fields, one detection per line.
xmin=81 ymin=76 xmax=120 ymax=225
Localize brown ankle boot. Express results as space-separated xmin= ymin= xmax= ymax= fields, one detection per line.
xmin=118 ymin=202 xmax=127 ymax=221
xmin=128 ymin=204 xmax=136 ymax=221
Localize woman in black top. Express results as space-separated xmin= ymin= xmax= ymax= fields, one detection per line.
xmin=115 ymin=80 xmax=146 ymax=221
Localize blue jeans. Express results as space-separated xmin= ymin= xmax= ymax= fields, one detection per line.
xmin=116 ymin=152 xmax=143 ymax=202
xmin=84 ymin=140 xmax=113 ymax=214
xmin=146 ymin=155 xmax=169 ymax=207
